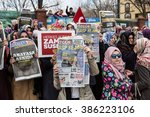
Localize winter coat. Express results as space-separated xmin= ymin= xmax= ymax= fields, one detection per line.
xmin=134 ymin=64 xmax=150 ymax=100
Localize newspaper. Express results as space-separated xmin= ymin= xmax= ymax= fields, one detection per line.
xmin=57 ymin=36 xmax=85 ymax=87
xmin=84 ymin=62 xmax=90 ymax=84
xmin=0 ymin=21 xmax=5 ymax=41
xmin=10 ymin=38 xmax=42 ymax=81
xmin=76 ymin=23 xmax=100 ymax=62
xmin=0 ymin=22 xmax=6 ymax=70
xmin=18 ymin=17 xmax=32 ymax=29
xmin=0 ymin=43 xmax=5 ymax=70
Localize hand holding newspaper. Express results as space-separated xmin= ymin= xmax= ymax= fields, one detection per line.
xmin=83 ymin=46 xmax=94 ymax=59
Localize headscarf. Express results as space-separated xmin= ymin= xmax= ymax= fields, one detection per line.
xmin=136 ymin=38 xmax=150 ymax=69
xmin=119 ymin=31 xmax=135 ymax=50
xmin=103 ymin=31 xmax=115 ymax=45
xmin=142 ymin=29 xmax=150 ymax=40
xmin=18 ymin=30 xmax=30 ymax=38
xmin=104 ymin=46 xmax=125 ymax=79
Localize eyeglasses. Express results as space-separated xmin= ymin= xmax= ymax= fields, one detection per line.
xmin=111 ymin=53 xmax=122 ymax=59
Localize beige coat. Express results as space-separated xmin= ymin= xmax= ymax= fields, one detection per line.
xmin=12 ymin=79 xmax=38 ymax=100
xmin=54 ymin=58 xmax=99 ymax=100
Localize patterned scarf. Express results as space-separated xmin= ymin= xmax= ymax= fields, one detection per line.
xmin=104 ymin=47 xmax=125 ymax=79
xmin=103 ymin=31 xmax=115 ymax=45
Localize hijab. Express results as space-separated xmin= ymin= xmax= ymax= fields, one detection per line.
xmin=142 ymin=29 xmax=150 ymax=40
xmin=136 ymin=38 xmax=150 ymax=69
xmin=119 ymin=31 xmax=135 ymax=50
xmin=103 ymin=31 xmax=115 ymax=45
xmin=104 ymin=46 xmax=125 ymax=79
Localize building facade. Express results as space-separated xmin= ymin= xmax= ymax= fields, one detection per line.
xmin=119 ymin=0 xmax=150 ymax=19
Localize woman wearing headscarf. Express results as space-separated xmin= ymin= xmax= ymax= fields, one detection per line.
xmin=94 ymin=32 xmax=116 ymax=99
xmin=117 ymin=31 xmax=137 ymax=82
xmin=142 ymin=28 xmax=150 ymax=40
xmin=53 ymin=46 xmax=99 ymax=100
xmin=101 ymin=47 xmax=133 ymax=100
xmin=103 ymin=31 xmax=116 ymax=47
xmin=133 ymin=38 xmax=150 ymax=100
xmin=10 ymin=30 xmax=40 ymax=100
xmin=100 ymin=31 xmax=116 ymax=64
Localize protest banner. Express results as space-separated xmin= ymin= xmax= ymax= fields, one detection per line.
xmin=47 ymin=15 xmax=101 ymax=30
xmin=10 ymin=38 xmax=42 ymax=81
xmin=18 ymin=17 xmax=32 ymax=29
xmin=76 ymin=23 xmax=100 ymax=62
xmin=99 ymin=11 xmax=116 ymax=33
xmin=57 ymin=36 xmax=85 ymax=87
xmin=47 ymin=16 xmax=73 ymax=30
xmin=38 ymin=31 xmax=75 ymax=58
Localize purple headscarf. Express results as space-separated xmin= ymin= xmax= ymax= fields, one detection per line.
xmin=142 ymin=29 xmax=150 ymax=40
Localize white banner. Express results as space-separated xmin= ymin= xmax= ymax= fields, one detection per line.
xmin=0 ymin=100 xmax=149 ymax=117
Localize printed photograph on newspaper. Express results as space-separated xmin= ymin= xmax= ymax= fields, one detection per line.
xmin=57 ymin=36 xmax=85 ymax=87
xmin=10 ymin=38 xmax=42 ymax=81
xmin=76 ymin=23 xmax=100 ymax=62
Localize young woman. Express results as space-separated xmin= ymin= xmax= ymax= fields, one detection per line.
xmin=133 ymin=38 xmax=150 ymax=100
xmin=101 ymin=46 xmax=133 ymax=100
xmin=103 ymin=31 xmax=116 ymax=47
xmin=117 ymin=31 xmax=137 ymax=82
xmin=10 ymin=30 xmax=39 ymax=100
xmin=95 ymin=32 xmax=117 ymax=99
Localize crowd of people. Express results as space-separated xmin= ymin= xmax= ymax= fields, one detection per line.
xmin=0 ymin=7 xmax=150 ymax=100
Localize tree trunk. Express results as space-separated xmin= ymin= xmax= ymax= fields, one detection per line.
xmin=38 ymin=0 xmax=43 ymax=9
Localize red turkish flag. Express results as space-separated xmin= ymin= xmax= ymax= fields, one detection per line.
xmin=73 ymin=7 xmax=86 ymax=23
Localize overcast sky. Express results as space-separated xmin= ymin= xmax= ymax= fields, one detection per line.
xmin=0 ymin=0 xmax=88 ymax=12
xmin=60 ymin=0 xmax=85 ymax=10
xmin=61 ymin=0 xmax=81 ymax=8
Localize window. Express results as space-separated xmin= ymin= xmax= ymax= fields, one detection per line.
xmin=125 ymin=13 xmax=131 ymax=19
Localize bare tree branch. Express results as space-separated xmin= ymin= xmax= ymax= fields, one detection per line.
xmin=22 ymin=0 xmax=27 ymax=8
xmin=0 ymin=0 xmax=61 ymax=12
xmin=43 ymin=2 xmax=59 ymax=9
xmin=128 ymin=0 xmax=148 ymax=17
xmin=30 ymin=0 xmax=36 ymax=11
xmin=14 ymin=0 xmax=19 ymax=11
xmin=1 ymin=0 xmax=7 ymax=11
xmin=81 ymin=0 xmax=116 ymax=17
xmin=18 ymin=0 xmax=22 ymax=9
